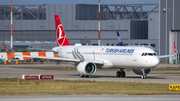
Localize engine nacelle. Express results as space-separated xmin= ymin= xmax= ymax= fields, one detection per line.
xmin=132 ymin=69 xmax=151 ymax=75
xmin=77 ymin=61 xmax=97 ymax=75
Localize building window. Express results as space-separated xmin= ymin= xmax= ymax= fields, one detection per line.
xmin=141 ymin=44 xmax=148 ymax=45
xmin=134 ymin=43 xmax=138 ymax=45
xmin=151 ymin=44 xmax=156 ymax=47
xmin=92 ymin=44 xmax=98 ymax=46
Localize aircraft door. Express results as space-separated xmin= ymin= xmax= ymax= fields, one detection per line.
xmin=99 ymin=48 xmax=104 ymax=59
xmin=133 ymin=49 xmax=138 ymax=61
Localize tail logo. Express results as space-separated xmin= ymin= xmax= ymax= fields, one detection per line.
xmin=57 ymin=24 xmax=65 ymax=46
xmin=54 ymin=15 xmax=71 ymax=46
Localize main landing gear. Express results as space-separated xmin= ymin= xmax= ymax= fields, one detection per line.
xmin=116 ymin=69 xmax=125 ymax=77
xmin=141 ymin=69 xmax=147 ymax=79
xmin=80 ymin=74 xmax=89 ymax=78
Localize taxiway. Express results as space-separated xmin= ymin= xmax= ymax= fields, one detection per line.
xmin=0 ymin=64 xmax=180 ymax=84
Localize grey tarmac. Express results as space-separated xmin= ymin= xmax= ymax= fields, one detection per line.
xmin=0 ymin=64 xmax=180 ymax=84
xmin=0 ymin=64 xmax=180 ymax=101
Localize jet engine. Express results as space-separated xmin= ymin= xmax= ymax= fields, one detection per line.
xmin=77 ymin=61 xmax=97 ymax=75
xmin=132 ymin=69 xmax=151 ymax=75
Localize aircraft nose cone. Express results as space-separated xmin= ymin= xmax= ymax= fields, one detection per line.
xmin=152 ymin=57 xmax=159 ymax=67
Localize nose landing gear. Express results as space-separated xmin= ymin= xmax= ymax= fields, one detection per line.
xmin=141 ymin=69 xmax=147 ymax=79
xmin=80 ymin=74 xmax=89 ymax=78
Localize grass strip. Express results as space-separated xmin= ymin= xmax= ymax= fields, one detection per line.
xmin=0 ymin=78 xmax=179 ymax=95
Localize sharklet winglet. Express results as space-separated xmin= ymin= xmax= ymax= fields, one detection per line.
xmin=174 ymin=42 xmax=177 ymax=54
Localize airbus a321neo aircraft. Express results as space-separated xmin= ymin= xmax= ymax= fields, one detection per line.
xmin=3 ymin=15 xmax=177 ymax=79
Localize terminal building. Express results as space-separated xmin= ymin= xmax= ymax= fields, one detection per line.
xmin=0 ymin=0 xmax=180 ymax=63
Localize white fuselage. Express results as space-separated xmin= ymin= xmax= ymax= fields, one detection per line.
xmin=52 ymin=45 xmax=159 ymax=69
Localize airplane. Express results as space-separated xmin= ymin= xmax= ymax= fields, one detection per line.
xmin=3 ymin=15 xmax=177 ymax=79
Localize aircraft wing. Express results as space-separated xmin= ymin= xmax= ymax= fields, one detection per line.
xmin=158 ymin=54 xmax=176 ymax=59
xmin=158 ymin=42 xmax=177 ymax=59
xmin=5 ymin=53 xmax=104 ymax=64
xmin=2 ymin=42 xmax=104 ymax=64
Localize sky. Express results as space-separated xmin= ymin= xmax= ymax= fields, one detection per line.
xmin=1 ymin=0 xmax=159 ymax=5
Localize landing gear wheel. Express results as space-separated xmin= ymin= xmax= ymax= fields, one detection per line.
xmin=141 ymin=75 xmax=147 ymax=79
xmin=122 ymin=71 xmax=126 ymax=77
xmin=80 ymin=75 xmax=84 ymax=78
xmin=141 ymin=69 xmax=147 ymax=79
xmin=116 ymin=71 xmax=121 ymax=77
xmin=80 ymin=75 xmax=89 ymax=78
xmin=116 ymin=69 xmax=126 ymax=78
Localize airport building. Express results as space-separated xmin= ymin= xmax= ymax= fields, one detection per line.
xmin=0 ymin=0 xmax=180 ymax=63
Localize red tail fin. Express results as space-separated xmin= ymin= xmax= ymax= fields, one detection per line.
xmin=54 ymin=15 xmax=71 ymax=46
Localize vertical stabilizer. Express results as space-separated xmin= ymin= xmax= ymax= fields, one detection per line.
xmin=117 ymin=31 xmax=125 ymax=46
xmin=54 ymin=15 xmax=71 ymax=46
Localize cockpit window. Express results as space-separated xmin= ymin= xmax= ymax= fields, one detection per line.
xmin=141 ymin=53 xmax=144 ymax=56
xmin=144 ymin=53 xmax=147 ymax=56
xmin=153 ymin=53 xmax=156 ymax=56
xmin=141 ymin=53 xmax=156 ymax=56
xmin=148 ymin=53 xmax=153 ymax=56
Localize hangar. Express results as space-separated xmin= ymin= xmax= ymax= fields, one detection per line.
xmin=0 ymin=0 xmax=179 ymax=63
